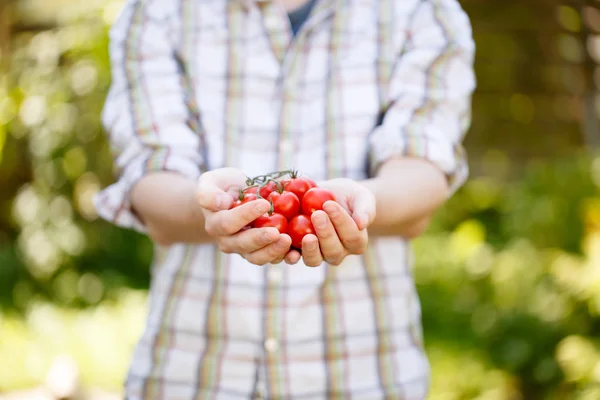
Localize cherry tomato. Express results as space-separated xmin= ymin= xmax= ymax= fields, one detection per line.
xmin=252 ymin=213 xmax=288 ymax=234
xmin=305 ymin=178 xmax=317 ymax=189
xmin=259 ymin=181 xmax=278 ymax=199
xmin=283 ymin=178 xmax=312 ymax=202
xmin=241 ymin=192 xmax=257 ymax=203
xmin=230 ymin=193 xmax=256 ymax=209
xmin=268 ymin=191 xmax=300 ymax=220
xmin=302 ymin=188 xmax=336 ymax=215
xmin=288 ymin=214 xmax=315 ymax=249
xmin=230 ymin=199 xmax=243 ymax=209
xmin=244 ymin=186 xmax=258 ymax=195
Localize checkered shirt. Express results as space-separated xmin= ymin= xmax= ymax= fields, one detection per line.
xmin=95 ymin=0 xmax=476 ymax=398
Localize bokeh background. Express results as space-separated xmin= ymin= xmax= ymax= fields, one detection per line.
xmin=1 ymin=0 xmax=600 ymax=399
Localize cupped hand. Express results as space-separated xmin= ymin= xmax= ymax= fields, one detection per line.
xmin=196 ymin=168 xmax=292 ymax=265
xmin=284 ymin=178 xmax=376 ymax=267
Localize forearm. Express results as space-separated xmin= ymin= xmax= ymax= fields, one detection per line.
xmin=130 ymin=172 xmax=213 ymax=246
xmin=361 ymin=157 xmax=450 ymax=238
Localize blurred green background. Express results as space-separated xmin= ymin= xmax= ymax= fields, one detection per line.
xmin=1 ymin=0 xmax=600 ymax=399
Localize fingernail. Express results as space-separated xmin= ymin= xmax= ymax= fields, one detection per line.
xmin=313 ymin=214 xmax=327 ymax=229
xmin=216 ymin=194 xmax=231 ymax=210
xmin=255 ymin=202 xmax=269 ymax=215
xmin=323 ymin=202 xmax=340 ymax=218
xmin=306 ymin=239 xmax=318 ymax=250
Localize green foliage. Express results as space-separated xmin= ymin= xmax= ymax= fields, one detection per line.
xmin=1 ymin=1 xmax=600 ymax=399
xmin=433 ymin=153 xmax=599 ymax=254
xmin=418 ymin=153 xmax=600 ymax=399
xmin=0 ymin=6 xmax=154 ymax=314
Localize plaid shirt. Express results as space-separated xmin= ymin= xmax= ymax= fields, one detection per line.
xmin=95 ymin=0 xmax=475 ymax=398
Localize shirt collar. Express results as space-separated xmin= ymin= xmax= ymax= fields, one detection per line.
xmin=235 ymin=0 xmax=342 ymax=13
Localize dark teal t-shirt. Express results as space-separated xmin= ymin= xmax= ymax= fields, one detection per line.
xmin=288 ymin=0 xmax=317 ymax=36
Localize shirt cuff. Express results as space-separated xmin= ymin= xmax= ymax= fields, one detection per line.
xmin=368 ymin=127 xmax=469 ymax=196
xmin=94 ymin=148 xmax=201 ymax=234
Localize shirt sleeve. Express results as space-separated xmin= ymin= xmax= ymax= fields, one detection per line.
xmin=94 ymin=0 xmax=204 ymax=233
xmin=367 ymin=0 xmax=476 ymax=196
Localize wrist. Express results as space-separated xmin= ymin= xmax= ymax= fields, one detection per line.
xmin=359 ymin=158 xmax=448 ymax=238
xmin=359 ymin=177 xmax=380 ymax=200
xmin=128 ymin=172 xmax=214 ymax=245
xmin=186 ymin=180 xmax=206 ymax=226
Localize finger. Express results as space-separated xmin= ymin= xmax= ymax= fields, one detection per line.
xmin=218 ymin=227 xmax=280 ymax=254
xmin=272 ymin=245 xmax=298 ymax=265
xmin=284 ymin=249 xmax=302 ymax=265
xmin=269 ymin=235 xmax=294 ymax=264
xmin=244 ymin=234 xmax=292 ymax=266
xmin=349 ymin=188 xmax=377 ymax=230
xmin=197 ymin=168 xmax=248 ymax=211
xmin=205 ymin=199 xmax=270 ymax=236
xmin=197 ymin=186 xmax=234 ymax=212
xmin=301 ymin=234 xmax=323 ymax=267
xmin=323 ymin=201 xmax=368 ymax=254
xmin=311 ymin=210 xmax=346 ymax=266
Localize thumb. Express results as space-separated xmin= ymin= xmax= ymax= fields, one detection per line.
xmin=197 ymin=168 xmax=247 ymax=211
xmin=351 ymin=188 xmax=377 ymax=230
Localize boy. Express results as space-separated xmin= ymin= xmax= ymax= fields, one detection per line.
xmin=96 ymin=0 xmax=476 ymax=398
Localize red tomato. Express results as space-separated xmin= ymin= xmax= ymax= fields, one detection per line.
xmin=283 ymin=178 xmax=312 ymax=202
xmin=231 ymin=193 xmax=256 ymax=209
xmin=259 ymin=181 xmax=277 ymax=199
xmin=302 ymin=188 xmax=336 ymax=215
xmin=268 ymin=191 xmax=300 ymax=220
xmin=252 ymin=213 xmax=288 ymax=234
xmin=230 ymin=199 xmax=243 ymax=209
xmin=305 ymin=178 xmax=317 ymax=189
xmin=244 ymin=187 xmax=258 ymax=195
xmin=241 ymin=193 xmax=257 ymax=203
xmin=288 ymin=214 xmax=315 ymax=249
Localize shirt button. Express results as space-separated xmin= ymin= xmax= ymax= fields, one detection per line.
xmin=267 ymin=267 xmax=282 ymax=284
xmin=264 ymin=337 xmax=279 ymax=353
